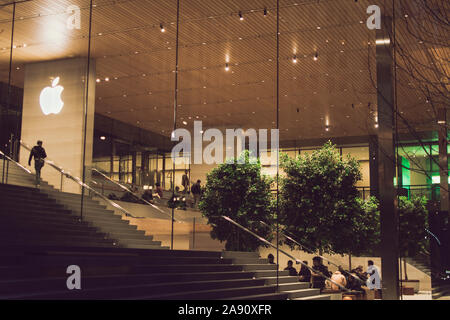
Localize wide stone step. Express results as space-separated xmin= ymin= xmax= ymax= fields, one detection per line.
xmin=1 ymin=213 xmax=87 ymax=226
xmin=221 ymin=251 xmax=260 ymax=259
xmin=107 ymin=230 xmax=148 ymax=239
xmin=0 ymin=232 xmax=113 ymax=244
xmin=134 ymin=264 xmax=244 ymax=274
xmin=240 ymin=264 xmax=278 ymax=271
xmin=253 ymin=270 xmax=289 ymax=278
xmin=1 ymin=195 xmax=105 ymax=211
xmin=0 ymin=238 xmax=116 ymax=250
xmin=116 ymin=238 xmax=162 ymax=246
xmin=261 ymin=276 xmax=300 ymax=285
xmin=120 ymin=244 xmax=167 ymax=249
xmin=277 ymin=282 xmax=311 ymax=292
xmin=0 ymin=207 xmax=74 ymax=218
xmin=282 ymin=288 xmax=321 ymax=299
xmin=231 ymin=258 xmax=268 ymax=265
xmin=222 ymin=292 xmax=288 ymax=300
xmin=0 ymin=271 xmax=263 ymax=295
xmin=294 ymin=294 xmax=331 ymax=300
xmin=2 ymin=217 xmax=93 ymax=231
xmin=0 ymin=227 xmax=108 ymax=239
xmin=5 ymin=278 xmax=273 ymax=300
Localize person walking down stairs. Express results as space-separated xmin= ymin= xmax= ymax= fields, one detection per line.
xmin=28 ymin=140 xmax=47 ymax=187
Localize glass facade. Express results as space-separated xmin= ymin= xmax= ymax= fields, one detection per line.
xmin=0 ymin=0 xmax=448 ymax=300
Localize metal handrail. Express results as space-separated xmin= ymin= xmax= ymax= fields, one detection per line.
xmin=219 ymin=215 xmax=350 ymax=292
xmin=91 ymin=167 xmax=174 ymax=220
xmin=19 ymin=141 xmax=145 ymax=219
xmin=258 ymin=220 xmax=366 ymax=285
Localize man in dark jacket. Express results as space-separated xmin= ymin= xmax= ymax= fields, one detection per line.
xmin=298 ymin=261 xmax=312 ymax=283
xmin=284 ymin=260 xmax=298 ymax=277
xmin=28 ymin=140 xmax=47 ymax=186
xmin=311 ymin=256 xmax=332 ymax=290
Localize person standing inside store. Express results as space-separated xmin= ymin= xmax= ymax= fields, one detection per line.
xmin=181 ymin=169 xmax=189 ymax=193
xmin=191 ymin=179 xmax=202 ymax=208
xmin=155 ymin=182 xmax=163 ymax=199
xmin=28 ymin=140 xmax=47 ymax=187
xmin=366 ymin=260 xmax=381 ymax=291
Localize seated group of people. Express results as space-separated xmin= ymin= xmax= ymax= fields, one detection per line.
xmin=108 ymin=182 xmax=164 ymax=204
xmin=267 ymin=254 xmax=381 ymax=293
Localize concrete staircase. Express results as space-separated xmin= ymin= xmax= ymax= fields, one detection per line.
xmin=0 ymin=158 xmax=329 ymax=300
xmin=404 ymin=256 xmax=431 ymax=277
xmin=1 ymin=160 xmax=165 ymax=249
xmin=0 ymin=247 xmax=329 ymax=300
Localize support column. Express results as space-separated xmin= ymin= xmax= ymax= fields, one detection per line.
xmin=131 ymin=150 xmax=137 ymax=184
xmin=376 ymin=16 xmax=400 ymax=300
xmin=438 ymin=108 xmax=448 ymax=212
xmin=434 ymin=108 xmax=448 ymax=289
xmin=369 ymin=136 xmax=379 ymax=198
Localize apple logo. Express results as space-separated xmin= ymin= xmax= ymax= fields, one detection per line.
xmin=40 ymin=76 xmax=64 ymax=115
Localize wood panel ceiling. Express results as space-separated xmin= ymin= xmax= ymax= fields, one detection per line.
xmin=0 ymin=0 xmax=448 ymax=143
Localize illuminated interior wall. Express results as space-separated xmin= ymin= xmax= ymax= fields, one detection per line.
xmin=20 ymin=58 xmax=96 ymax=193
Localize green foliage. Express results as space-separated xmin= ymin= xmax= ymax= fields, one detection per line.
xmin=279 ymin=141 xmax=379 ymax=255
xmin=199 ymin=150 xmax=275 ymax=251
xmin=398 ymin=196 xmax=429 ymax=257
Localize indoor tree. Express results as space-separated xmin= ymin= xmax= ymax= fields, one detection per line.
xmin=279 ymin=141 xmax=380 ymax=257
xmin=199 ymin=150 xmax=275 ymax=251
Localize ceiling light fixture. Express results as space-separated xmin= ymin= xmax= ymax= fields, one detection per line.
xmin=160 ymin=23 xmax=165 ymax=32
xmin=225 ymin=63 xmax=229 ymax=71
xmin=263 ymin=8 xmax=267 ymax=17
xmin=293 ymin=55 xmax=297 ymax=63
xmin=314 ymin=52 xmax=318 ymax=61
xmin=239 ymin=11 xmax=244 ymax=20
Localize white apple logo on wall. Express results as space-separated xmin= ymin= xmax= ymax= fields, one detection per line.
xmin=40 ymin=77 xmax=64 ymax=115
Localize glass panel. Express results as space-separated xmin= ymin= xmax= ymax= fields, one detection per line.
xmin=342 ymin=146 xmax=369 ymax=161
xmin=0 ymin=5 xmax=14 ymax=155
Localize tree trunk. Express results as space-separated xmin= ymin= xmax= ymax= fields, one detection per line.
xmin=349 ymin=254 xmax=352 ymax=271
xmin=403 ymin=259 xmax=408 ymax=281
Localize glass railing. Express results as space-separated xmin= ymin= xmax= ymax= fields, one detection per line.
xmin=218 ymin=215 xmax=350 ymax=292
xmin=13 ymin=142 xmax=207 ymax=250
xmin=19 ymin=141 xmax=144 ymax=219
xmin=91 ymin=167 xmax=172 ymax=218
xmin=1 ymin=149 xmax=32 ymax=184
